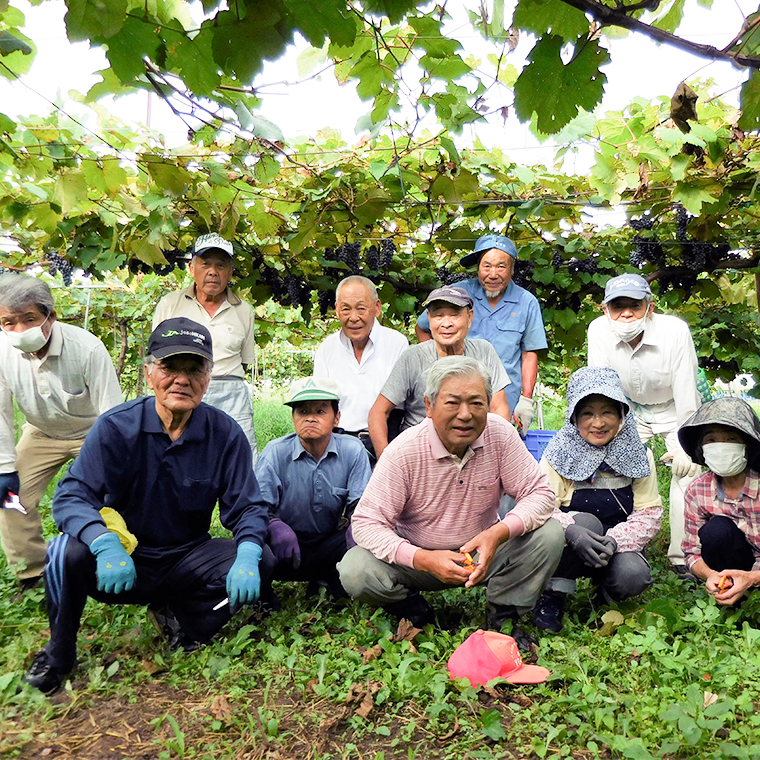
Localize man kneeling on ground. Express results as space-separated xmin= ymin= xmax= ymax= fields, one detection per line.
xmin=338 ymin=356 xmax=564 ymax=650
xmin=255 ymin=377 xmax=372 ymax=598
xmin=23 ymin=318 xmax=273 ymax=695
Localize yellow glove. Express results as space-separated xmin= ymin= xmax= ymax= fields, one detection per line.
xmin=99 ymin=508 xmax=138 ymax=555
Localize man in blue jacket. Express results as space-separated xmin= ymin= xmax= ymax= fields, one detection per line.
xmin=23 ymin=317 xmax=273 ymax=695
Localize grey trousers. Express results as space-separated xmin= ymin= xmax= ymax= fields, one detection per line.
xmin=337 ymin=520 xmax=564 ymax=617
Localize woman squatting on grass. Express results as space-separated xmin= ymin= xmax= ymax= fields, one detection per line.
xmin=531 ymin=366 xmax=663 ymax=633
xmin=678 ymin=396 xmax=760 ymax=605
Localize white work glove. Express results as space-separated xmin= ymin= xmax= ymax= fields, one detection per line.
xmin=663 ymin=447 xmax=700 ymax=478
xmin=514 ymin=395 xmax=536 ymax=433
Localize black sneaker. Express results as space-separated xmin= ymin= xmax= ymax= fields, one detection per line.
xmin=147 ymin=607 xmax=197 ymax=651
xmin=384 ymin=593 xmax=435 ymax=628
xmin=11 ymin=575 xmax=43 ymax=602
xmin=23 ymin=650 xmax=65 ymax=695
xmin=484 ymin=602 xmax=538 ymax=652
xmin=533 ymin=591 xmax=565 ymax=632
xmin=672 ymin=565 xmax=700 ymax=589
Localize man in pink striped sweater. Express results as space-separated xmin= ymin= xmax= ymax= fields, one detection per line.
xmin=337 ymin=356 xmax=563 ymax=649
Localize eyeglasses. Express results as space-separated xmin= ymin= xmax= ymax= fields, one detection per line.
xmin=154 ymin=361 xmax=209 ymax=379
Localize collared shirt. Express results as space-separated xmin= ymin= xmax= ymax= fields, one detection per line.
xmin=255 ymin=432 xmax=372 ymax=533
xmin=153 ymin=285 xmax=256 ymax=379
xmin=683 ymin=469 xmax=760 ymax=571
xmin=313 ymin=321 xmax=408 ymax=431
xmin=380 ymin=339 xmax=509 ymax=430
xmin=352 ymin=415 xmax=555 ymax=568
xmin=588 ymin=311 xmax=701 ymax=432
xmin=52 ymin=397 xmax=268 ymax=556
xmin=416 ymin=278 xmax=547 ymax=410
xmin=0 ymin=322 xmax=123 ymax=472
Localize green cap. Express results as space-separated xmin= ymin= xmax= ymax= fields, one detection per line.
xmin=284 ymin=377 xmax=341 ymax=407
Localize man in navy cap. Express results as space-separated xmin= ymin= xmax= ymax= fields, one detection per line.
xmin=371 ymin=285 xmax=511 ymax=458
xmin=588 ymin=274 xmax=702 ymax=578
xmin=23 ymin=317 xmax=273 ymax=695
xmin=415 ymin=235 xmax=547 ymax=433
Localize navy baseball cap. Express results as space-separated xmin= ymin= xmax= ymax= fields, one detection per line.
xmin=602 ymin=274 xmax=652 ymax=304
xmin=423 ymin=286 xmax=473 ymax=309
xmin=460 ymin=234 xmax=519 ymax=268
xmin=148 ymin=318 xmax=213 ymax=362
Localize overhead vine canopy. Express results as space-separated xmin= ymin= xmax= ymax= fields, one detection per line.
xmin=0 ymin=0 xmax=759 ymax=387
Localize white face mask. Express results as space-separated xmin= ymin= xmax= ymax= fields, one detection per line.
xmin=608 ymin=314 xmax=648 ymax=343
xmin=2 ymin=315 xmax=51 ymax=353
xmin=702 ymin=442 xmax=747 ymax=477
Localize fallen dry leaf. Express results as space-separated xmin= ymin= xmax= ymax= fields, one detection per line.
xmin=362 ymin=644 xmax=383 ymax=664
xmin=210 ymin=695 xmax=232 ymax=720
xmin=392 ymin=619 xmax=422 ymax=644
xmin=703 ymin=691 xmax=719 ymax=709
xmin=355 ymin=692 xmax=374 ymax=719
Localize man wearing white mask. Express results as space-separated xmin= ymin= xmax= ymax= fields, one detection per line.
xmin=0 ymin=274 xmax=122 ymax=592
xmin=587 ymin=273 xmax=701 ymax=578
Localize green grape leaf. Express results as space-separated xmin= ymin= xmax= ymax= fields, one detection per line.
xmin=512 ymin=0 xmax=590 ymax=42
xmin=514 ymin=35 xmax=609 ymax=134
xmin=65 ymin=0 xmax=127 ymax=41
xmin=0 ymin=29 xmax=32 ymax=56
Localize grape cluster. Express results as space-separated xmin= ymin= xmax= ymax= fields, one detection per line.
xmin=684 ymin=241 xmax=708 ymax=272
xmin=567 ymin=257 xmax=597 ymax=275
xmin=629 ymin=235 xmax=665 ymax=268
xmin=658 ymin=271 xmax=697 ymax=297
xmin=366 ymin=245 xmax=380 ymax=271
xmin=675 ymin=207 xmax=689 ymax=242
xmin=629 ymin=216 xmax=654 ymax=231
xmin=380 ymin=238 xmax=395 ymax=269
xmin=551 ymin=251 xmax=563 ymax=269
xmin=260 ymin=264 xmax=286 ymax=302
xmin=332 ymin=243 xmax=362 ymax=274
xmin=511 ymin=259 xmax=536 ymax=289
xmin=317 ymin=289 xmax=334 ymax=317
xmin=284 ymin=274 xmax=306 ymax=307
xmin=45 ymin=251 xmax=74 ymax=286
xmin=436 ymin=267 xmax=469 ymax=285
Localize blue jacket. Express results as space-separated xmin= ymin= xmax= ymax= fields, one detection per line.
xmin=53 ymin=397 xmax=269 ymax=557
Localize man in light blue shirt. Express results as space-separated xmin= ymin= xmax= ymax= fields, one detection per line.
xmin=416 ymin=235 xmax=547 ymax=431
xmin=255 ymin=377 xmax=372 ymax=597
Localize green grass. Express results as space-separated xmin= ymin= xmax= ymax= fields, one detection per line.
xmin=3 ymin=400 xmax=760 ymax=759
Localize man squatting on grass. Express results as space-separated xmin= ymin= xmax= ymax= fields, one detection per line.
xmin=23 ymin=318 xmax=274 ymax=695
xmin=338 ymin=356 xmax=564 ymax=650
xmin=255 ymin=376 xmax=372 ymax=599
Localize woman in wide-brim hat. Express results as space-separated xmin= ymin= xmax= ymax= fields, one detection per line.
xmin=678 ymin=396 xmax=760 ymax=605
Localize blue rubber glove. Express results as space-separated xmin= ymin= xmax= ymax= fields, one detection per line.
xmin=90 ymin=532 xmax=136 ymax=595
xmin=267 ymin=518 xmax=301 ymax=568
xmin=226 ymin=542 xmax=263 ymax=607
xmin=0 ymin=471 xmax=20 ymax=504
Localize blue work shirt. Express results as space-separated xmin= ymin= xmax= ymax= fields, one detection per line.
xmin=53 ymin=397 xmax=269 ymax=558
xmin=255 ymin=432 xmax=372 ymax=534
xmin=417 ymin=278 xmax=547 ymax=410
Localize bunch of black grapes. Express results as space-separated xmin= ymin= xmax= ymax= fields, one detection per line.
xmin=317 ymin=289 xmax=334 ymax=317
xmin=44 ymin=251 xmax=74 ymax=286
xmin=567 ymin=257 xmax=597 ymax=275
xmin=629 ymin=235 xmax=665 ymax=268
xmin=511 ymin=259 xmax=536 ymax=289
xmin=380 ymin=238 xmax=395 ymax=269
xmin=436 ymin=267 xmax=469 ymax=285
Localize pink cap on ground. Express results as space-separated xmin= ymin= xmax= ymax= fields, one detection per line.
xmin=448 ymin=629 xmax=551 ymax=686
